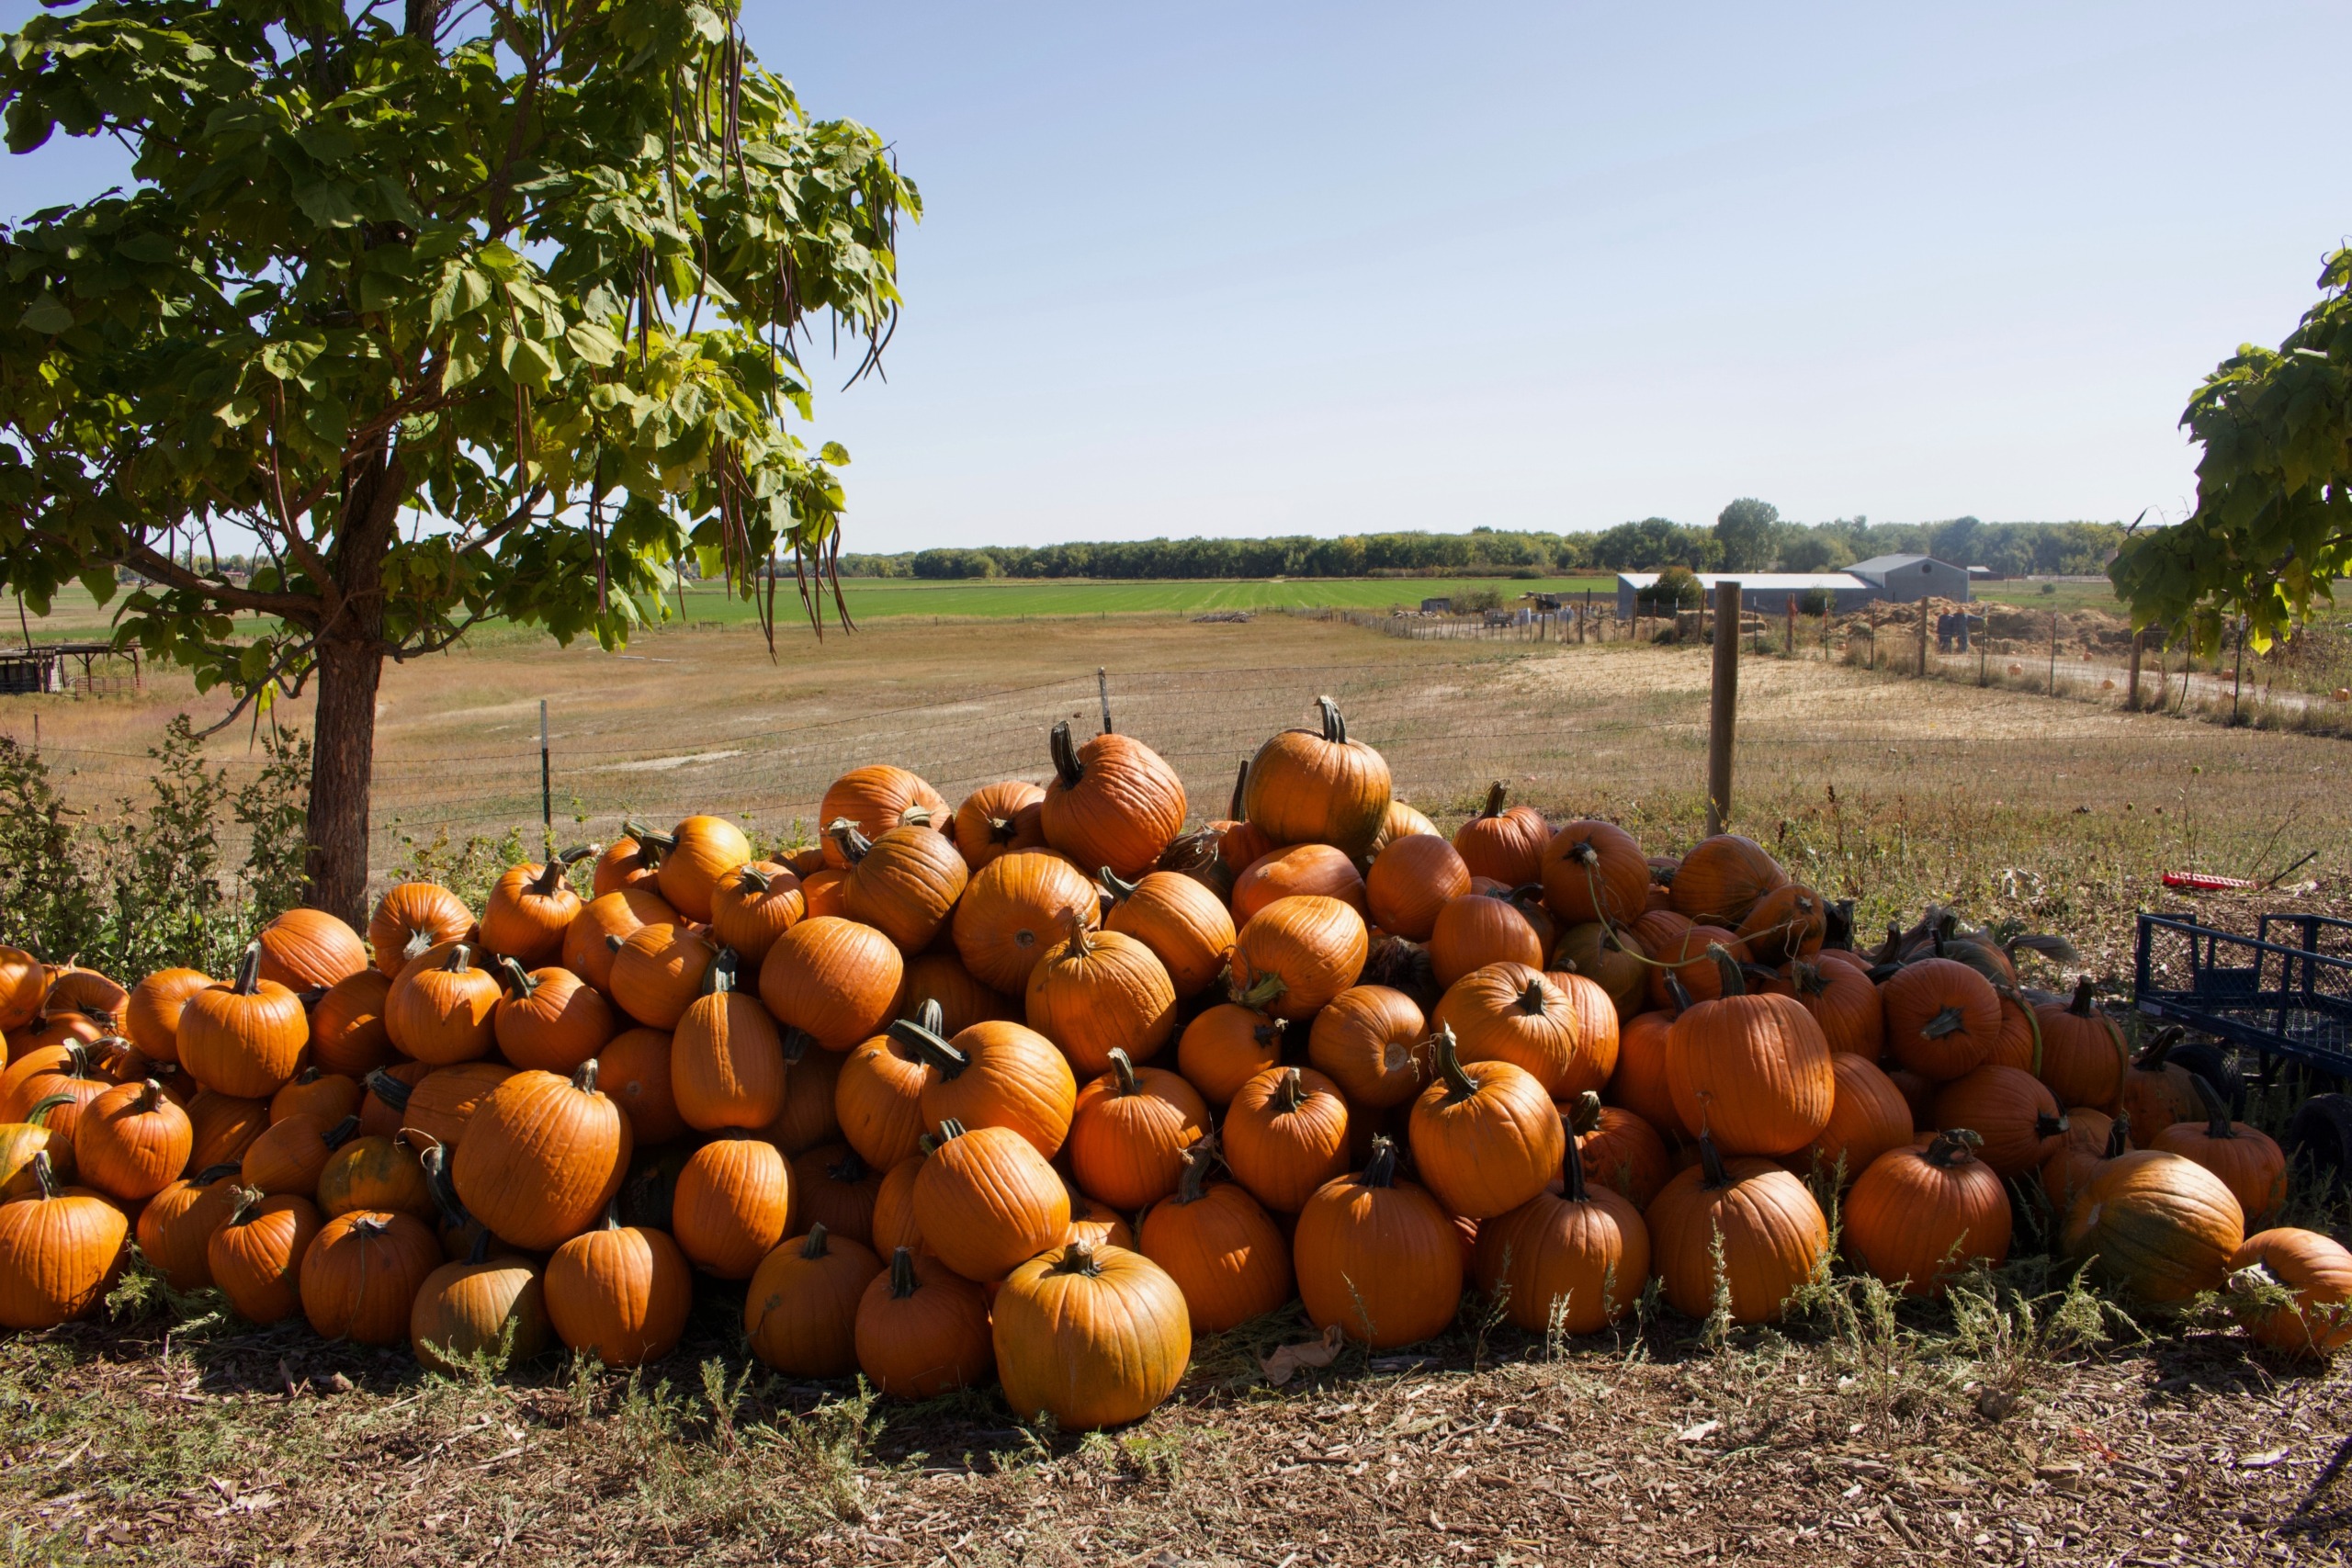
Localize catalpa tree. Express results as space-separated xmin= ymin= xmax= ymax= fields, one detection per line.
xmin=0 ymin=0 xmax=916 ymax=921
xmin=2114 ymin=247 xmax=2352 ymax=653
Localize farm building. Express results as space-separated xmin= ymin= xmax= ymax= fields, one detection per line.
xmin=1612 ymin=571 xmax=1878 ymax=619
xmin=1848 ymin=553 xmax=1972 ymax=603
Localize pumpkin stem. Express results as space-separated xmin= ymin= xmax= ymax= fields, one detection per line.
xmin=985 ymin=814 xmax=1020 ymax=846
xmin=1514 ymin=977 xmax=1548 ymax=1017
xmin=404 ymin=928 xmax=436 ymax=963
xmin=1359 ymin=1134 xmax=1399 ymax=1189
xmin=781 ymin=1026 xmax=815 ymax=1067
xmin=738 ymin=862 xmax=774 ymax=893
xmin=572 ymin=1057 xmax=602 ymax=1095
xmin=2104 ymin=1114 xmax=2131 ymax=1157
xmin=1567 ymin=1090 xmax=1603 ymax=1137
xmin=1695 ymin=1132 xmax=1731 ymax=1190
xmin=1273 ymin=1066 xmax=1306 ymax=1114
xmin=1253 ymin=1014 xmax=1288 ymax=1047
xmin=527 ymin=856 xmax=571 ymax=898
xmin=1430 ymin=1025 xmax=1478 ymax=1104
xmin=2189 ymin=1073 xmax=2237 ymax=1138
xmin=703 ymin=948 xmax=741 ymax=997
xmin=1062 ymin=908 xmax=1095 ymax=957
xmin=2134 ymin=1025 xmax=2183 ymax=1070
xmin=323 ymin=1114 xmax=361 ymax=1152
xmin=2067 ymin=976 xmax=2097 ymax=1017
xmin=1098 ymin=868 xmax=1138 ymax=906
xmin=28 ymin=1148 xmax=57 ymax=1201
xmin=888 ymin=1014 xmax=969 ymax=1079
xmin=2034 ymin=1110 xmax=2069 ymax=1141
xmin=1049 ymin=720 xmax=1085 ymax=789
xmin=1925 ymin=1128 xmax=1983 ymax=1168
xmin=364 ymin=1067 xmax=415 ymax=1113
xmin=825 ymin=817 xmax=873 ymax=865
xmin=1706 ymin=943 xmax=1745 ymax=998
xmin=1478 ymin=780 xmax=1508 ymax=818
xmin=1108 ymin=1048 xmax=1141 ymax=1097
xmin=1919 ymin=1005 xmax=1968 ymax=1041
xmin=901 ymin=805 xmax=937 ymax=829
xmin=232 ymin=941 xmax=263 ymax=995
xmin=633 ymin=820 xmax=679 ymax=857
xmin=442 ymin=942 xmax=473 ymax=975
xmin=1566 ymin=838 xmax=1600 ymax=869
xmin=600 ymin=1198 xmax=624 ymax=1232
xmin=1561 ymin=1128 xmax=1591 ymax=1203
xmin=22 ymin=1091 xmax=74 ymax=1127
xmin=829 ymin=1149 xmax=868 ymax=1184
xmin=1227 ymin=758 xmax=1249 ymax=820
xmin=888 ymin=1246 xmax=920 ymax=1299
xmin=1662 ymin=970 xmax=1693 ymax=1017
xmin=1314 ymin=694 xmax=1348 ymax=745
xmin=225 ymin=1184 xmax=266 ymax=1226
xmin=1230 ymin=970 xmax=1287 ymax=1011
xmin=1173 ymin=1145 xmax=1212 ymax=1205
xmin=497 ymin=955 xmax=539 ymax=999
xmin=801 ymin=1222 xmax=831 ymax=1259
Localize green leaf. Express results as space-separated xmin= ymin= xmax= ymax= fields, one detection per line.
xmin=17 ymin=293 xmax=74 ymax=333
xmin=565 ymin=321 xmax=623 ymax=367
xmin=819 ymin=441 xmax=850 ymax=466
xmin=295 ymin=182 xmax=364 ymax=230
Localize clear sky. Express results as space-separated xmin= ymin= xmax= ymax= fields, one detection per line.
xmin=6 ymin=1 xmax=2348 ymax=552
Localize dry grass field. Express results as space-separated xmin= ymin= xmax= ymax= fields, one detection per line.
xmin=5 ymin=606 xmax=2350 ymax=1568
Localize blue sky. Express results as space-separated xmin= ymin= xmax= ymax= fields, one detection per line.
xmin=6 ymin=1 xmax=2348 ymax=552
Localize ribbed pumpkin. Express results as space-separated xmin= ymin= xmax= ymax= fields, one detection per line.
xmin=2035 ymin=977 xmax=2128 ymax=1113
xmin=1451 ymin=781 xmax=1549 ymax=886
xmin=480 ymin=849 xmax=593 ymax=967
xmin=1545 ymin=971 xmax=1621 ymax=1089
xmin=492 ymin=959 xmax=616 ymax=1075
xmin=1228 ymin=896 xmax=1368 ymax=1022
xmin=72 ymin=1077 xmax=191 ymax=1201
xmin=0 ymin=946 xmax=44 ymax=1033
xmin=1365 ymin=833 xmax=1472 ymax=943
xmin=1645 ymin=1134 xmax=1828 ymax=1325
xmin=1231 ymin=843 xmax=1367 ymax=925
xmin=1473 ymin=1134 xmax=1650 ymax=1335
xmin=316 ymin=1133 xmax=435 ymax=1222
xmin=1664 ymin=949 xmax=1833 ymax=1156
xmin=1733 ymin=885 xmax=1826 ymax=967
xmin=452 ymin=1061 xmax=634 ymax=1250
xmin=368 ymin=883 xmax=473 ymax=977
xmin=994 ymin=1240 xmax=1191 ymax=1430
xmin=207 ymin=1188 xmax=322 ymax=1325
xmin=0 ymin=1154 xmax=128 ymax=1329
xmin=0 ymin=1044 xmax=110 ymax=1140
xmin=135 ymin=1163 xmax=246 ymax=1292
xmin=2228 ymin=1228 xmax=2352 ymax=1358
xmin=1603 ymin=1010 xmax=1679 ymax=1137
xmin=671 ymin=951 xmax=786 ymax=1133
xmin=835 ymin=818 xmax=971 ymax=954
xmin=1224 ymin=1066 xmax=1352 ymax=1213
xmin=789 ymin=1144 xmax=883 ymax=1244
xmin=1987 ymin=995 xmax=2040 ymax=1074
xmin=1434 ymin=963 xmax=1597 ymax=1099
xmin=1844 ymin=1130 xmax=2012 ymax=1297
xmin=2119 ymin=1030 xmax=2205 ymax=1145
xmin=2064 ymin=1149 xmax=2245 ymax=1303
xmin=0 ymin=1094 xmax=80 ymax=1198
xmin=834 ymin=1016 xmax=933 ymax=1171
xmin=1667 ymin=834 xmax=1788 ymax=926
xmin=1566 ymin=1091 xmax=1674 ymax=1210
xmin=1100 ymin=868 xmax=1236 ymax=1000
xmin=2041 ymin=1111 xmax=2128 ymax=1218
xmin=242 ymin=1111 xmax=360 ymax=1197
xmin=900 ymin=1014 xmax=1077 ymax=1159
xmin=760 ymin=917 xmax=904 ymax=1052
xmin=1933 ymin=1065 xmax=2067 ymax=1179
xmin=1408 ymin=1026 xmax=1563 ymax=1220
xmin=911 ymin=1119 xmax=1069 ymax=1281
xmin=1176 ymin=1004 xmax=1286 ymax=1109
xmin=561 ymin=886 xmax=676 ymax=995
xmin=1540 ymin=818 xmax=1650 ymax=929
xmin=1772 ymin=958 xmax=1884 ymax=1060
xmin=546 ymin=1204 xmax=693 ymax=1367
xmin=271 ymin=1066 xmax=363 ymax=1128
xmin=899 ymin=953 xmax=1017 ymax=1037
xmin=951 ymin=780 xmax=1047 ymax=874
xmin=1293 ymin=1137 xmax=1462 ymax=1348
xmin=1797 ymin=1054 xmax=1914 ymax=1188
xmin=818 ymin=765 xmax=950 ymax=869
xmin=1643 ymin=921 xmax=1748 ymax=1010
xmin=382 ymin=1060 xmax=516 ymax=1152
xmin=185 ymin=1089 xmax=273 ymax=1171
xmin=177 ymin=943 xmax=309 ymax=1099
xmin=1068 ymin=1049 xmax=1209 ymax=1210
xmin=870 ymin=1151 xmax=926 ymax=1257
xmin=1038 ymin=722 xmax=1189 ymax=880
xmin=763 ymin=1031 xmax=842 ymax=1155
xmin=607 ymin=923 xmax=714 ymax=1032
xmin=592 ymin=826 xmax=663 ymax=897
xmin=385 ymin=942 xmax=501 ymax=1065
xmin=707 ymin=861 xmax=806 ymax=966
xmin=953 ymin=849 xmax=1099 ymax=993
xmin=643 ymin=815 xmax=752 ymax=923
xmin=1882 ymin=956 xmax=2002 ymax=1081
xmin=2153 ymin=1077 xmax=2287 ymax=1226
xmin=1307 ymin=986 xmax=1428 ymax=1110
xmin=1428 ymin=890 xmax=1545 ymax=990
xmin=411 ymin=1242 xmax=550 ymax=1375
xmin=672 ymin=1134 xmax=794 ymax=1280
xmin=1242 ymin=696 xmax=1392 ymax=860
xmin=1137 ymin=1149 xmax=1294 ymax=1334
xmin=300 ymin=1210 xmax=440 ymax=1345
xmin=122 ymin=966 xmax=214 ymax=1065
xmin=856 ymin=1245 xmax=997 ymax=1397
xmin=741 ymin=1222 xmax=885 ymax=1376
xmin=1024 ymin=915 xmax=1178 ymax=1076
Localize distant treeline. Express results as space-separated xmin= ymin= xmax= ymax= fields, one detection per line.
xmin=839 ymin=517 xmax=2125 ymax=581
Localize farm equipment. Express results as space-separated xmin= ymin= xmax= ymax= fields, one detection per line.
xmin=2135 ymin=909 xmax=2352 ymax=1190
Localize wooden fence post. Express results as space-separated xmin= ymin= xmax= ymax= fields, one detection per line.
xmin=1786 ymin=597 xmax=1795 ymax=658
xmin=1706 ymin=581 xmax=1741 ymax=837
xmin=2127 ymin=628 xmax=2143 ymax=711
xmin=2048 ymin=612 xmax=2058 ymax=695
xmin=1917 ymin=602 xmax=1928 ymax=676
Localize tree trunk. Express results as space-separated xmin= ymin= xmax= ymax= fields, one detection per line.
xmin=304 ymin=637 xmax=383 ymax=926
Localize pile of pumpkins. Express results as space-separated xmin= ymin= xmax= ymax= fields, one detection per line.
xmin=0 ymin=698 xmax=2345 ymax=1432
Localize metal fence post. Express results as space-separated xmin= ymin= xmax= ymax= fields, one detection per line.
xmin=2049 ymin=612 xmax=2057 ymax=695
xmin=1917 ymin=602 xmax=1928 ymax=677
xmin=1706 ymin=581 xmax=1741 ymax=838
xmin=539 ymin=698 xmax=553 ymax=848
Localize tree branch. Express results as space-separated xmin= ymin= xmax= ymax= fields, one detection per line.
xmin=117 ymin=540 xmax=322 ymax=624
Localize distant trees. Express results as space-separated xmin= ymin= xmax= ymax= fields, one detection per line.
xmin=1713 ymin=498 xmax=1781 ymax=571
xmin=1779 ymin=532 xmax=1854 ymax=572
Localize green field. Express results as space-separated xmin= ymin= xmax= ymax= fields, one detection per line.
xmin=608 ymin=574 xmax=1620 ymax=624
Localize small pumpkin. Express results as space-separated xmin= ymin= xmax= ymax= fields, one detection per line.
xmin=835 ymin=818 xmax=972 ymax=954
xmin=270 ymin=1066 xmax=363 ymax=1128
xmin=1224 ymin=1066 xmax=1352 ymax=1214
xmin=708 ymin=861 xmax=806 ymax=966
xmin=2228 ymin=1228 xmax=2352 ymax=1358
xmin=309 ymin=968 xmax=396 ymax=1078
xmin=1176 ymin=1004 xmax=1287 ymax=1109
xmin=1365 ymin=833 xmax=1473 ymax=943
xmin=759 ymin=917 xmax=904 ymax=1052
xmin=1735 ymin=885 xmax=1826 ymax=967
xmin=1100 ymin=868 xmax=1237 ymax=998
xmin=607 ymin=923 xmax=714 ymax=1032
xmin=592 ymin=826 xmax=664 ymax=897
xmin=254 ymin=908 xmax=370 ymax=992
xmin=0 ymin=1153 xmax=129 ymax=1329
xmin=994 ymin=1240 xmax=1192 ymax=1430
xmin=1664 ymin=948 xmax=1834 ymax=1156
xmin=2036 ymin=977 xmax=2128 ymax=1113
xmin=672 ymin=1133 xmax=795 ymax=1280
xmin=910 ymin=1119 xmax=1069 ymax=1281
xmin=207 ymin=1187 xmax=322 ymax=1325
xmin=1306 ymin=986 xmax=1428 ymax=1111
xmin=410 ymin=1235 xmax=550 ymax=1374
xmin=368 ymin=883 xmax=474 ymax=977
xmin=1473 ymin=1132 xmax=1650 ymax=1335
xmin=72 ymin=1077 xmax=192 ymax=1201
xmin=790 ymin=1141 xmax=884 ymax=1244
xmin=818 ymin=765 xmax=950 ymax=869
xmin=1227 ymin=895 xmax=1368 ymax=1021
xmin=1843 ymin=1129 xmax=2012 ymax=1297
xmin=1667 ymin=834 xmax=1789 ymax=926
xmin=951 ymin=780 xmax=1047 ymax=874
xmin=480 ymin=847 xmax=595 ymax=967
xmin=1644 ymin=1134 xmax=1828 ymax=1325
xmin=2152 ymin=1076 xmax=2287 ymax=1226
xmin=2042 ymin=1110 xmax=2128 ymax=1217
xmin=1933 ymin=1065 xmax=2067 ymax=1179
xmin=1452 ymin=781 xmax=1550 ymax=886
xmin=1881 ymin=956 xmax=2002 ymax=1082
xmin=899 ymin=953 xmax=1018 ymax=1037
xmin=645 ymin=815 xmax=752 ymax=923
xmin=1136 ymin=1148 xmax=1294 ymax=1334
xmin=1774 ymin=958 xmax=1884 ymax=1060
xmin=0 ymin=946 xmax=44 ymax=1033
xmin=744 ymin=1221 xmax=887 ymax=1377
xmin=1408 ymin=1025 xmax=1563 ymax=1220
xmin=1025 ymin=913 xmax=1178 ymax=1076
xmin=177 ymin=942 xmax=309 ymax=1099
xmin=1231 ymin=843 xmax=1367 ymax=925
xmin=1242 ymin=696 xmax=1392 ymax=859
xmin=834 ymin=1013 xmax=934 ymax=1171
xmin=134 ymin=1162 xmax=246 ymax=1292
xmin=1068 ymin=1048 xmax=1209 ymax=1211
xmin=1566 ymin=1090 xmax=1674 ymax=1210
xmin=491 ymin=959 xmax=616 ymax=1075
xmin=185 ymin=1089 xmax=273 ymax=1171
xmin=855 ymin=1245 xmax=996 ymax=1397
xmin=1642 ymin=920 xmax=1748 ymax=1010
xmin=300 ymin=1209 xmax=440 ymax=1345
xmin=242 ymin=1111 xmax=362 ymax=1197
xmin=1540 ymin=819 xmax=1650 ymax=931
xmin=122 ymin=966 xmax=216 ymax=1065
xmin=672 ymin=950 xmax=786 ymax=1133
xmin=386 ymin=942 xmax=501 ymax=1065
xmin=1039 ymin=722 xmax=1189 ymax=881
xmin=2064 ymin=1148 xmax=2245 ymax=1303
xmin=2119 ymin=1028 xmax=2205 ymax=1145
xmin=562 ymin=886 xmax=677 ymax=995
xmin=1602 ymin=1010 xmax=1679 ymax=1138
xmin=762 ymin=1030 xmax=842 ymax=1155
xmin=452 ymin=1060 xmax=634 ymax=1250
xmin=316 ymin=1132 xmax=435 ymax=1222
xmin=1292 ymin=1136 xmax=1462 ymax=1348
xmin=953 ymin=849 xmax=1100 ymax=993
xmin=546 ymin=1202 xmax=694 ymax=1367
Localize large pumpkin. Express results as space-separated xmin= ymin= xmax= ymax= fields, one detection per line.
xmin=953 ymin=850 xmax=1100 ymax=994
xmin=1306 ymin=986 xmax=1428 ymax=1111
xmin=1136 ymin=1150 xmax=1294 ymax=1334
xmin=1068 ymin=1048 xmax=1209 ymax=1211
xmin=1932 ymin=1065 xmax=2067 ymax=1179
xmin=1664 ymin=948 xmax=1833 ymax=1156
xmin=1667 ymin=834 xmax=1788 ymax=926
xmin=1472 ymin=1134 xmax=1649 ymax=1335
xmin=1241 ymin=697 xmax=1392 ymax=860
xmin=1292 ymin=1137 xmax=1462 ymax=1348
xmin=72 ymin=1077 xmax=191 ymax=1202
xmin=2035 ymin=977 xmax=2127 ymax=1113
xmin=1227 ymin=896 xmax=1367 ymax=1021
xmin=855 ymin=1245 xmax=995 ymax=1397
xmin=368 ymin=883 xmax=473 ymax=977
xmin=1023 ymin=913 xmax=1179 ymax=1077
xmin=546 ymin=1206 xmax=693 ymax=1367
xmin=1539 ymin=819 xmax=1649 ymax=928
xmin=672 ymin=1134 xmax=794 ymax=1280
xmin=910 ymin=1120 xmax=1069 ymax=1281
xmin=254 ymin=908 xmax=369 ymax=992
xmin=837 ymin=818 xmax=971 ymax=954
xmin=708 ymin=862 xmax=806 ymax=967
xmin=177 ymin=943 xmax=309 ymax=1100
xmin=1224 ymin=1066 xmax=1351 ymax=1214
xmin=899 ymin=1012 xmax=1077 ymax=1161
xmin=1175 ymin=1005 xmax=1286 ymax=1110
xmin=1433 ymin=963 xmax=1596 ymax=1099
xmin=300 ymin=1210 xmax=441 ymax=1346
xmin=760 ymin=917 xmax=904 ymax=1052
xmin=672 ymin=951 xmax=786 ymax=1133
xmin=385 ymin=942 xmax=501 ymax=1065
xmin=2228 ymin=1228 xmax=2352 ymax=1358
xmin=451 ymin=1060 xmax=634 ymax=1250
xmin=492 ymin=959 xmax=616 ymax=1075
xmin=1881 ymin=957 xmax=2001 ymax=1082
xmin=1645 ymin=1134 xmax=1828 ymax=1325
xmin=1039 ymin=723 xmax=1189 ymax=880
xmin=1844 ymin=1130 xmax=2012 ymax=1297
xmin=818 ymin=766 xmax=950 ymax=869
xmin=607 ymin=923 xmax=714 ymax=1032
xmin=0 ymin=1154 xmax=128 ymax=1329
xmin=480 ymin=849 xmax=594 ymax=968
xmin=994 ymin=1241 xmax=1191 ymax=1430
xmin=2063 ymin=1149 xmax=2245 ymax=1303
xmin=1099 ymin=868 xmax=1235 ymax=1000
xmin=1408 ymin=1026 xmax=1563 ymax=1220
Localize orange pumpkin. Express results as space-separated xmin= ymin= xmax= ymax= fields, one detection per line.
xmin=2036 ymin=977 xmax=2127 ymax=1113
xmin=1603 ymin=1010 xmax=1679 ymax=1137
xmin=1932 ymin=1065 xmax=2068 ymax=1179
xmin=1540 ymin=819 xmax=1649 ymax=929
xmin=762 ymin=1031 xmax=842 ymax=1155
xmin=1241 ymin=697 xmax=1392 ymax=860
xmin=1663 ymin=948 xmax=1833 ymax=1156
xmin=789 ymin=1143 xmax=884 ymax=1245
xmin=309 ymin=969 xmax=396 ymax=1077
xmin=385 ymin=942 xmax=501 ymax=1065
xmin=207 ymin=1188 xmax=322 ymax=1325
xmin=1039 ymin=723 xmax=1189 ymax=881
xmin=2152 ymin=1077 xmax=2287 ymax=1226
xmin=1067 ymin=1048 xmax=1209 ymax=1211
xmin=902 ymin=1013 xmax=1077 ymax=1160
xmin=1735 ymin=885 xmax=1826 ymax=967
xmin=951 ymin=780 xmax=1048 ymax=874
xmin=2063 ymin=1149 xmax=2244 ymax=1303
xmin=898 ymin=953 xmax=1017 ymax=1037
xmin=452 ymin=1061 xmax=635 ymax=1250
xmin=1176 ymin=1004 xmax=1287 ymax=1109
xmin=672 ymin=1134 xmax=794 ymax=1280
xmin=855 ymin=1245 xmax=996 ymax=1397
xmin=1667 ymin=834 xmax=1788 ymax=926
xmin=300 ymin=1209 xmax=441 ymax=1346
xmin=1645 ymin=1134 xmax=1827 ymax=1325
xmin=952 ymin=849 xmax=1099 ymax=993
xmin=742 ymin=1221 xmax=885 ymax=1376
xmin=707 ymin=861 xmax=806 ymax=966
xmin=1473 ymin=1132 xmax=1650 ymax=1335
xmin=1227 ymin=895 xmax=1367 ymax=1021
xmin=185 ymin=1089 xmax=273 ymax=1171
xmin=122 ymin=966 xmax=215 ymax=1066
xmin=1136 ymin=1149 xmax=1294 ymax=1334
xmin=134 ymin=1162 xmax=246 ymax=1291
xmin=1306 ymin=986 xmax=1428 ymax=1111
xmin=492 ymin=959 xmax=616 ymax=1075
xmin=177 ymin=943 xmax=309 ymax=1100
xmin=0 ymin=946 xmax=44 ymax=1034
xmin=561 ymin=886 xmax=677 ymax=995
xmin=835 ymin=818 xmax=971 ymax=954
xmin=2228 ymin=1228 xmax=2352 ymax=1357
xmin=1365 ymin=833 xmax=1473 ymax=943
xmin=1433 ymin=963 xmax=1600 ymax=1100
xmin=1224 ymin=1066 xmax=1351 ymax=1213
xmin=1293 ymin=1136 xmax=1461 ymax=1348
xmin=644 ymin=815 xmax=752 ymax=923
xmin=592 ymin=825 xmax=664 ymax=897
xmin=1843 ymin=1130 xmax=2012 ymax=1297
xmin=833 ymin=1016 xmax=933 ymax=1171
xmin=910 ymin=1119 xmax=1069 ymax=1281
xmin=0 ymin=1154 xmax=127 ymax=1329
xmin=480 ymin=848 xmax=594 ymax=967
xmin=1452 ymin=781 xmax=1550 ymax=886
xmin=1428 ymin=890 xmax=1544 ymax=990
xmin=1796 ymin=1053 xmax=1914 ymax=1189
xmin=1565 ymin=1090 xmax=1674 ymax=1210
xmin=1408 ymin=1025 xmax=1562 ymax=1220
xmin=1024 ymin=914 xmax=1177 ymax=1077
xmin=820 ymin=766 xmax=949 ymax=862
xmin=1232 ymin=843 xmax=1367 ymax=925
xmin=1772 ymin=958 xmax=1884 ymax=1060
xmin=1881 ymin=957 xmax=2002 ymax=1082
xmin=2119 ymin=1029 xmax=2205 ymax=1145
xmin=2042 ymin=1110 xmax=2128 ymax=1217
xmin=1643 ymin=920 xmax=1749 ymax=1011
xmin=1100 ymin=869 xmax=1236 ymax=1000
xmin=671 ymin=951 xmax=786 ymax=1133
xmin=546 ymin=1204 xmax=693 ymax=1367
xmin=72 ymin=1077 xmax=192 ymax=1202
xmin=607 ymin=923 xmax=714 ymax=1032
xmin=993 ymin=1240 xmax=1192 ymax=1430
xmin=368 ymin=883 xmax=473 ymax=977
xmin=759 ymin=917 xmax=903 ymax=1052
